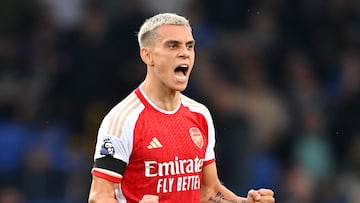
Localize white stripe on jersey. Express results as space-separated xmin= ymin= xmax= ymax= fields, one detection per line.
xmin=95 ymin=91 xmax=144 ymax=164
xmin=107 ymin=93 xmax=137 ymax=135
xmin=115 ymin=100 xmax=141 ymax=137
xmin=115 ymin=185 xmax=126 ymax=203
xmin=106 ymin=93 xmax=141 ymax=137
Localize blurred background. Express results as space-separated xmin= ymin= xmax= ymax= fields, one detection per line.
xmin=0 ymin=0 xmax=359 ymax=202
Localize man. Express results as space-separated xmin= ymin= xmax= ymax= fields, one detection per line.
xmin=88 ymin=13 xmax=275 ymax=203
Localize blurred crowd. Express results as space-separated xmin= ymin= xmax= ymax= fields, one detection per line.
xmin=0 ymin=0 xmax=359 ymax=202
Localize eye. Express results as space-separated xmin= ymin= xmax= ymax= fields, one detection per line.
xmin=187 ymin=44 xmax=194 ymax=49
xmin=169 ymin=43 xmax=178 ymax=49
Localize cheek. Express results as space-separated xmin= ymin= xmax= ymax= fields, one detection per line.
xmin=153 ymin=52 xmax=173 ymax=65
xmin=155 ymin=63 xmax=172 ymax=78
xmin=156 ymin=56 xmax=175 ymax=70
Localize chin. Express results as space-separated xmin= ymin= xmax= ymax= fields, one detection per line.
xmin=175 ymin=84 xmax=188 ymax=92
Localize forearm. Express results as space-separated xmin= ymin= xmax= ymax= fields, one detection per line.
xmin=88 ymin=176 xmax=119 ymax=203
xmin=88 ymin=193 xmax=118 ymax=203
xmin=201 ymin=184 xmax=246 ymax=203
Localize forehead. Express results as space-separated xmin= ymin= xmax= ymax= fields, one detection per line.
xmin=154 ymin=24 xmax=194 ymax=42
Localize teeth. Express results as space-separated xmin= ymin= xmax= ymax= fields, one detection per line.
xmin=175 ymin=64 xmax=188 ymax=77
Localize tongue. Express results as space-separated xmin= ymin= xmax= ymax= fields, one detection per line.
xmin=174 ymin=71 xmax=186 ymax=80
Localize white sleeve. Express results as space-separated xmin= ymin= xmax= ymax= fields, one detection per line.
xmin=91 ymin=95 xmax=144 ymax=178
xmin=204 ymin=110 xmax=216 ymax=162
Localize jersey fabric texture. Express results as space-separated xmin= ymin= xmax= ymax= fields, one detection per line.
xmin=91 ymin=86 xmax=216 ymax=203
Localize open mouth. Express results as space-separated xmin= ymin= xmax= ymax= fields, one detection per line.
xmin=174 ymin=64 xmax=189 ymax=76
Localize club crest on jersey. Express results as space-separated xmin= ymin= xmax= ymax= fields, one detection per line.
xmin=189 ymin=127 xmax=203 ymax=149
xmin=100 ymin=138 xmax=115 ymax=156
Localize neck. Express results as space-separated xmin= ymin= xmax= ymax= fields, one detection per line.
xmin=141 ymin=80 xmax=180 ymax=111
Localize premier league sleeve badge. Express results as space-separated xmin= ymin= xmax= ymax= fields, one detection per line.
xmin=100 ymin=138 xmax=115 ymax=156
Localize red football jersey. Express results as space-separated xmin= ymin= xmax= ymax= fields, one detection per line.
xmin=92 ymin=86 xmax=216 ymax=202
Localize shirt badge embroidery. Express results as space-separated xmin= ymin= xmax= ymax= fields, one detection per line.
xmin=189 ymin=127 xmax=204 ymax=149
xmin=100 ymin=138 xmax=115 ymax=156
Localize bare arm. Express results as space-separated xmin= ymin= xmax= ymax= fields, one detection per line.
xmin=200 ymin=162 xmax=275 ymax=203
xmin=200 ymin=162 xmax=246 ymax=203
xmin=88 ymin=175 xmax=119 ymax=203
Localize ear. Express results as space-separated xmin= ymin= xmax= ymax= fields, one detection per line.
xmin=140 ymin=47 xmax=153 ymax=66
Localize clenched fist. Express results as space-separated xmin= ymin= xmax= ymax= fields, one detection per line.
xmin=246 ymin=188 xmax=275 ymax=203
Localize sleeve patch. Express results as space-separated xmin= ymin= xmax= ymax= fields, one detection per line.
xmin=100 ymin=138 xmax=115 ymax=156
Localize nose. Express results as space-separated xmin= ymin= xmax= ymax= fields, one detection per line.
xmin=178 ymin=46 xmax=191 ymax=58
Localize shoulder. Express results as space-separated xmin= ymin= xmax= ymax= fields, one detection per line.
xmin=100 ymin=91 xmax=145 ymax=136
xmin=180 ymin=94 xmax=211 ymax=116
xmin=107 ymin=91 xmax=143 ymax=117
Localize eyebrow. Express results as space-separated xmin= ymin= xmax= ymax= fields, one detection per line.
xmin=165 ymin=40 xmax=196 ymax=46
xmin=186 ymin=40 xmax=196 ymax=46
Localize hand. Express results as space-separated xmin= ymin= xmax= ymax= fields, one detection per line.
xmin=139 ymin=194 xmax=159 ymax=203
xmin=246 ymin=188 xmax=274 ymax=203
